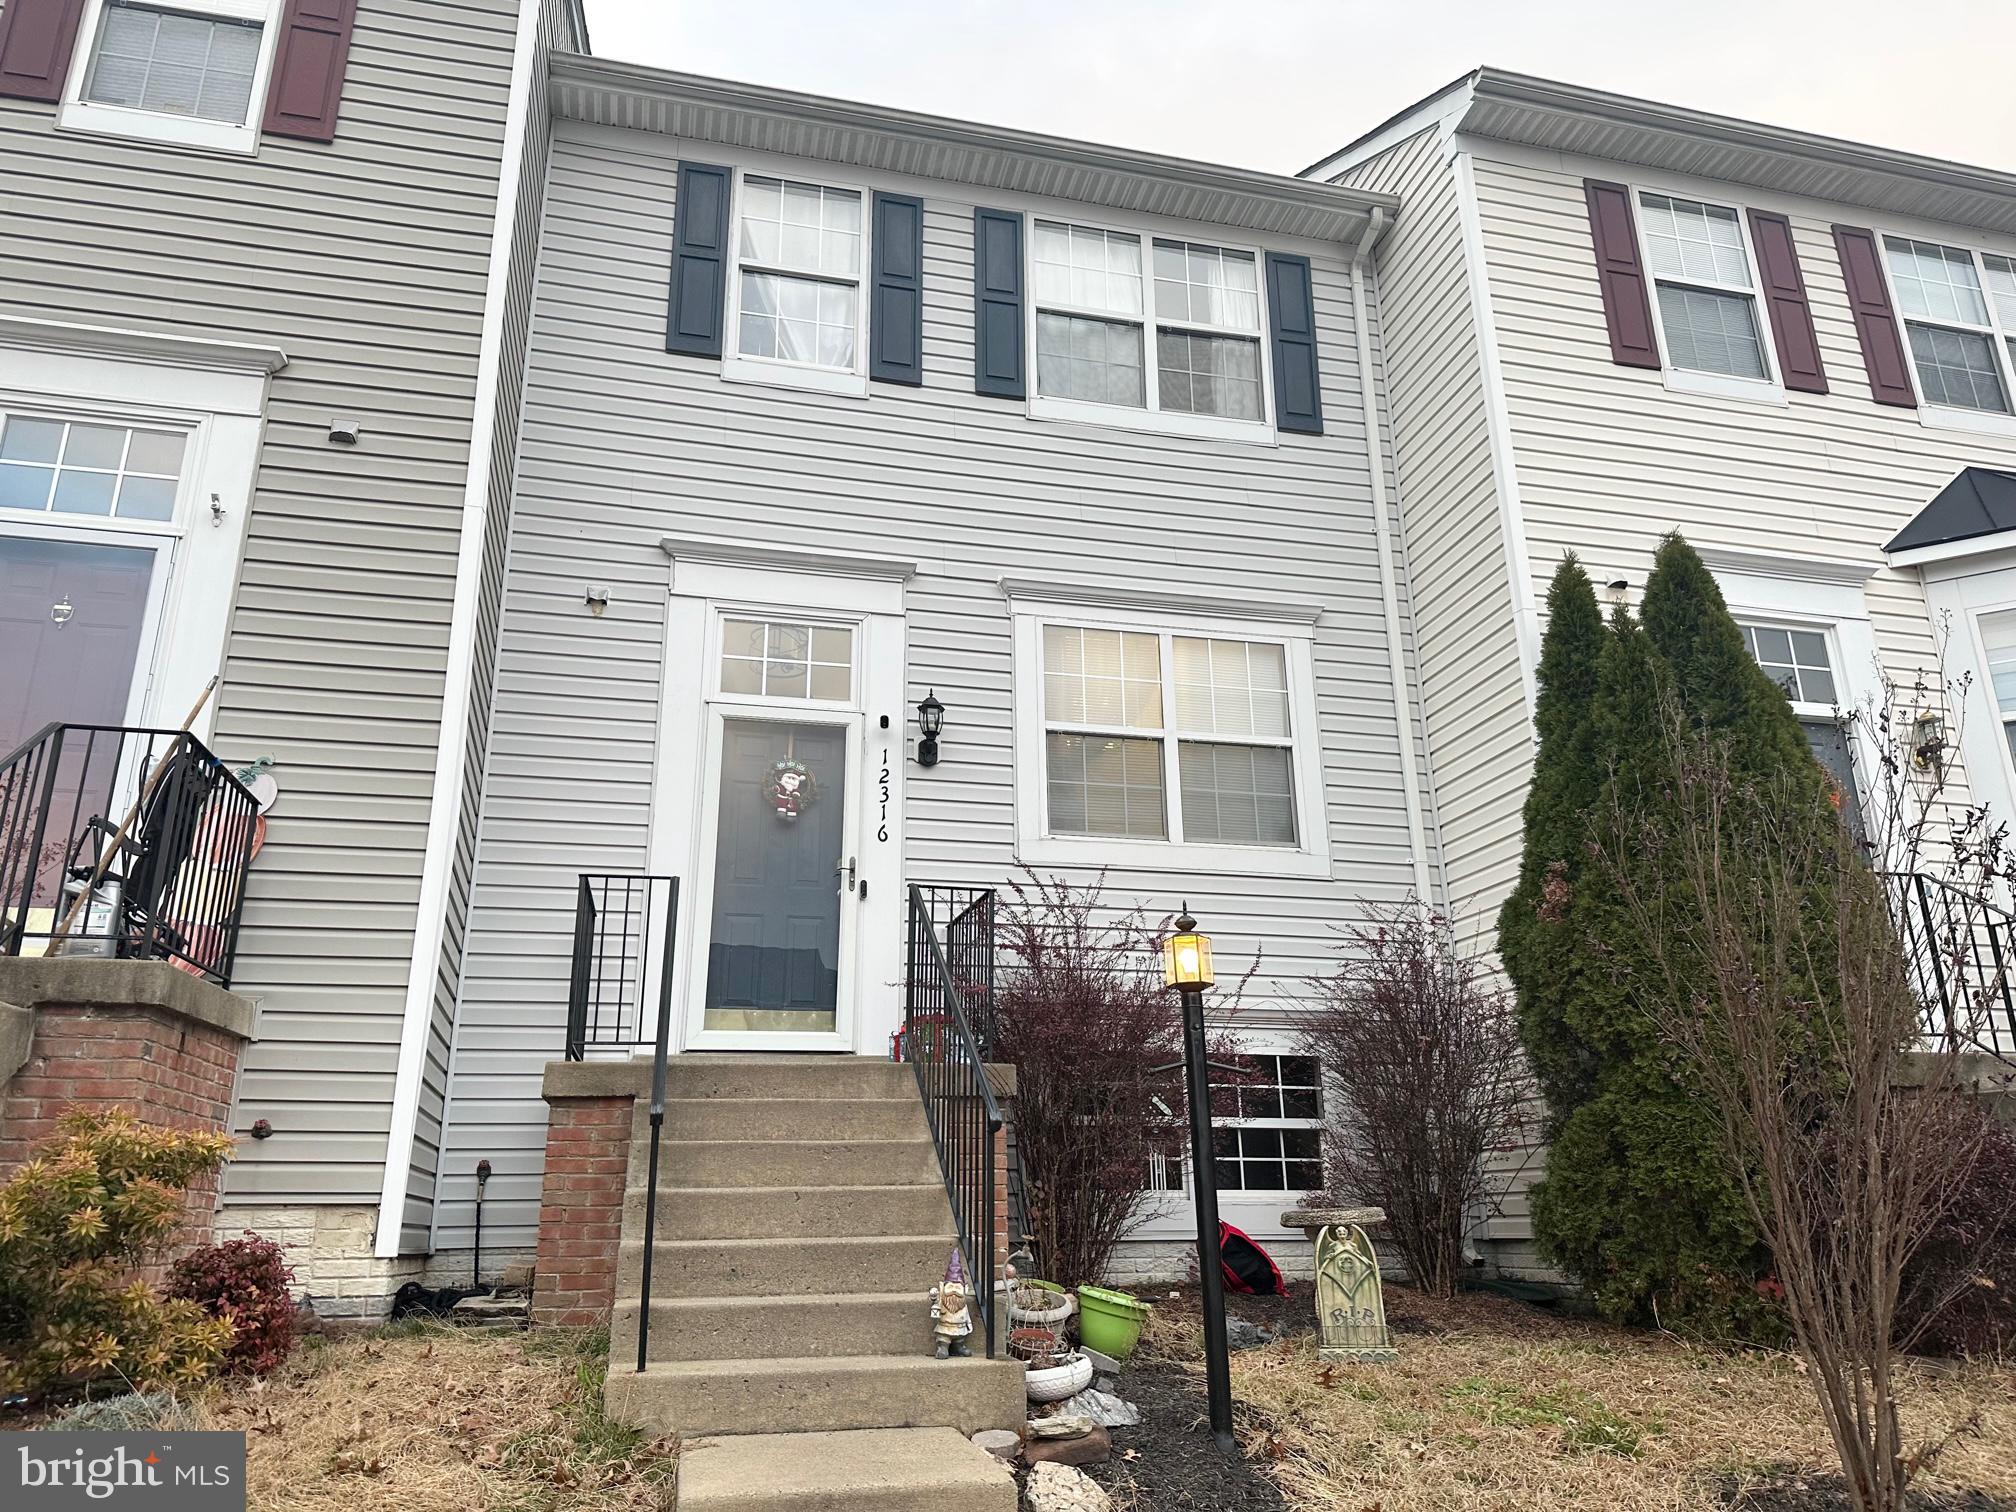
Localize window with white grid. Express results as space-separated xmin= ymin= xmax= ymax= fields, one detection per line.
xmin=61 ymin=0 xmax=279 ymax=154
xmin=1036 ymin=621 xmax=1304 ymax=848
xmin=1882 ymin=237 xmax=2016 ymax=415
xmin=731 ymin=175 xmax=866 ymax=376
xmin=1740 ymin=622 xmax=1837 ymax=708
xmin=1032 ymin=220 xmax=1270 ymax=426
xmin=1636 ymin=192 xmax=1771 ymax=381
xmin=1209 ymin=1054 xmax=1323 ymax=1193
xmin=0 ymin=413 xmax=185 ymax=522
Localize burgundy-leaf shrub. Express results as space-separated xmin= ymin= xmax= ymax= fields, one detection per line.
xmin=1896 ymin=1099 xmax=2016 ymax=1359
xmin=167 ymin=1232 xmax=299 ymax=1376
xmin=993 ymin=869 xmax=1247 ymax=1289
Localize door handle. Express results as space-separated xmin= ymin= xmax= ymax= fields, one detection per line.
xmin=836 ymin=856 xmax=857 ymax=893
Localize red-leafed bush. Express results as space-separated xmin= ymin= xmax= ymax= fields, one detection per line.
xmin=1897 ymin=1099 xmax=2016 ymax=1359
xmin=168 ymin=1232 xmax=299 ymax=1376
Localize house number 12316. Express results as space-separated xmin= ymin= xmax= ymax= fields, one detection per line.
xmin=878 ymin=749 xmax=890 ymax=842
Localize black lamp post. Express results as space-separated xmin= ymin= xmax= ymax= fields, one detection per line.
xmin=916 ymin=690 xmax=946 ymax=767
xmin=1164 ymin=906 xmax=1236 ymax=1454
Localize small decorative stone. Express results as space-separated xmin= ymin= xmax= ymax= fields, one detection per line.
xmin=1023 ymin=1424 xmax=1112 ymax=1468
xmin=1081 ymin=1347 xmax=1122 ymax=1376
xmin=1027 ymin=1414 xmax=1094 ymax=1440
xmin=496 ymin=1260 xmax=534 ymax=1291
xmin=971 ymin=1428 xmax=1021 ymax=1460
xmin=1224 ymin=1318 xmax=1273 ymax=1350
xmin=1057 ymin=1387 xmax=1140 ymax=1428
xmin=1025 ymin=1462 xmax=1113 ymax=1512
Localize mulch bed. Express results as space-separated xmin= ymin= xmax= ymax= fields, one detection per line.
xmin=1721 ymin=1472 xmax=2016 ymax=1511
xmin=1069 ymin=1284 xmax=1304 ymax=1511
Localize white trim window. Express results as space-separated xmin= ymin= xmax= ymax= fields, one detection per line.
xmin=0 ymin=414 xmax=187 ymax=523
xmin=1881 ymin=236 xmax=2016 ymax=417
xmin=1010 ymin=602 xmax=1330 ymax=876
xmin=60 ymin=0 xmax=283 ymax=156
xmin=1029 ymin=219 xmax=1274 ymax=442
xmin=1737 ymin=617 xmax=1863 ymax=826
xmin=724 ymin=172 xmax=869 ymax=395
xmin=1634 ymin=191 xmax=1776 ymax=391
xmin=1211 ymin=1053 xmax=1324 ymax=1194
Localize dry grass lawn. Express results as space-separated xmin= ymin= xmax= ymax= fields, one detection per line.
xmin=203 ymin=1322 xmax=676 ymax=1512
xmin=1147 ymin=1288 xmax=2016 ymax=1512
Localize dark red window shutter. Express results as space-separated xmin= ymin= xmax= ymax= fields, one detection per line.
xmin=1583 ymin=180 xmax=1661 ymax=369
xmin=1831 ymin=225 xmax=1917 ymax=408
xmin=1746 ymin=210 xmax=1828 ymax=395
xmin=0 ymin=0 xmax=86 ymax=103
xmin=262 ymin=0 xmax=357 ymax=143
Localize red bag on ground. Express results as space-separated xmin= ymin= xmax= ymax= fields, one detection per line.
xmin=1218 ymin=1220 xmax=1287 ymax=1296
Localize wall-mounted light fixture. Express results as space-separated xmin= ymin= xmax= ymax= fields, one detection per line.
xmin=1912 ymin=710 xmax=1948 ymax=771
xmin=915 ymin=691 xmax=946 ymax=767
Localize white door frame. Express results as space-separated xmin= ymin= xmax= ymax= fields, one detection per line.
xmin=648 ymin=537 xmax=915 ymax=1057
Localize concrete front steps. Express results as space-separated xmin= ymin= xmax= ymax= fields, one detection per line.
xmin=598 ymin=1055 xmax=1019 ymax=1511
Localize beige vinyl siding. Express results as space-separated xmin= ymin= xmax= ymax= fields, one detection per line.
xmin=0 ymin=0 xmax=524 ymax=1210
xmin=432 ymin=121 xmax=1436 ymax=1252
xmin=1468 ymin=145 xmax=2016 ymax=770
xmin=391 ymin=0 xmax=578 ymax=1254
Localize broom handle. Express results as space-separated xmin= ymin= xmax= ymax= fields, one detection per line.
xmin=47 ymin=678 xmax=220 ymax=948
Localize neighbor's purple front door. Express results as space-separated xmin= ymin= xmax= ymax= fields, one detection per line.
xmin=0 ymin=535 xmax=156 ymax=753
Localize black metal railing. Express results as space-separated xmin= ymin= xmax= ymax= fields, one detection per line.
xmin=911 ymin=884 xmax=998 ymax=1055
xmin=0 ymin=723 xmax=257 ymax=987
xmin=564 ymin=874 xmax=680 ymax=1060
xmin=902 ymin=883 xmax=1002 ymax=1357
xmin=1884 ymin=871 xmax=2016 ymax=1066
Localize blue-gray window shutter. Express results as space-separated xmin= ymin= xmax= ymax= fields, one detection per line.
xmin=666 ymin=162 xmax=731 ymax=357
xmin=973 ymin=208 xmax=1025 ymax=398
xmin=1265 ymin=252 xmax=1323 ymax=434
xmin=870 ymin=192 xmax=924 ymax=385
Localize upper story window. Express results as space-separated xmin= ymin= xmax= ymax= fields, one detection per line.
xmin=1030 ymin=220 xmax=1271 ymax=438
xmin=59 ymin=0 xmax=281 ymax=156
xmin=0 ymin=414 xmax=185 ymax=523
xmin=1881 ymin=237 xmax=2016 ymax=416
xmin=1636 ymin=192 xmax=1773 ymax=386
xmin=726 ymin=174 xmax=868 ymax=395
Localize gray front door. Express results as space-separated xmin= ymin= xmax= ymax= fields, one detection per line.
xmin=702 ymin=718 xmax=850 ymax=1036
xmin=0 ymin=535 xmax=157 ymax=752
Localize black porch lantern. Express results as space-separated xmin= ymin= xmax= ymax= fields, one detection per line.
xmin=1164 ymin=905 xmax=1236 ymax=1454
xmin=916 ymin=691 xmax=946 ymax=767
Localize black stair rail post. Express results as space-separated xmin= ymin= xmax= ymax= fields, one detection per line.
xmin=635 ymin=876 xmax=680 ymax=1374
xmin=4 ymin=724 xmax=63 ymax=957
xmin=904 ymin=883 xmax=1003 ymax=1357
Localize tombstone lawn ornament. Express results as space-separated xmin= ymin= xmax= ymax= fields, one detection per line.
xmin=1281 ymin=1206 xmax=1398 ymax=1363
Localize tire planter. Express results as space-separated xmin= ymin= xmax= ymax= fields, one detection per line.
xmin=1023 ymin=1351 xmax=1095 ymax=1403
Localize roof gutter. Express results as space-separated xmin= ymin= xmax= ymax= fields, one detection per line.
xmin=1346 ymin=208 xmax=1437 ymax=907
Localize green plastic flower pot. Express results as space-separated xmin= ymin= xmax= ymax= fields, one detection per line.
xmin=1075 ymin=1284 xmax=1152 ymax=1361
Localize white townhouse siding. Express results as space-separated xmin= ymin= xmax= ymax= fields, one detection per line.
xmin=1316 ymin=69 xmax=2016 ymax=1276
xmin=0 ymin=0 xmax=586 ymax=1298
xmin=430 ymin=74 xmax=1436 ymax=1259
xmin=1335 ymin=123 xmax=1531 ymax=948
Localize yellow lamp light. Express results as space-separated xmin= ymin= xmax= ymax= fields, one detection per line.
xmin=1163 ymin=909 xmax=1215 ymax=990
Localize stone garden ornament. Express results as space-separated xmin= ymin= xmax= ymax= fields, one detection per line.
xmin=1282 ymin=1206 xmax=1398 ymax=1363
xmin=929 ymin=1249 xmax=974 ymax=1359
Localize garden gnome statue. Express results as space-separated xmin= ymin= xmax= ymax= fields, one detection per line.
xmin=929 ymin=1249 xmax=974 ymax=1360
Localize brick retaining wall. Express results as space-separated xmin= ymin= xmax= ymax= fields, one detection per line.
xmin=532 ymin=1092 xmax=634 ymax=1326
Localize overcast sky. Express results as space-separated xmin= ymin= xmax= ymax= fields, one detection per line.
xmin=580 ymin=0 xmax=2016 ymax=177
